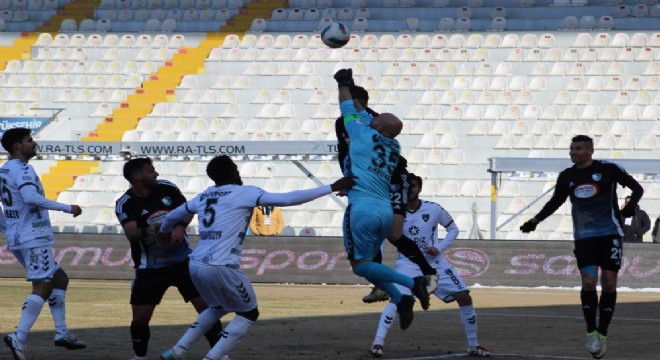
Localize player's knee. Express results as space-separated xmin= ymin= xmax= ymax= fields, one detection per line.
xmin=455 ymin=292 xmax=472 ymax=306
xmin=237 ymin=307 xmax=259 ymax=322
xmin=52 ymin=268 xmax=69 ymax=289
xmin=32 ymin=281 xmax=54 ymax=300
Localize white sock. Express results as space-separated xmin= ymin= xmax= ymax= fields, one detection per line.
xmin=373 ymin=302 xmax=397 ymax=346
xmin=17 ymin=294 xmax=46 ymax=343
xmin=205 ymin=315 xmax=253 ymax=360
xmin=459 ymin=305 xmax=478 ymax=348
xmin=175 ymin=308 xmax=227 ymax=355
xmin=48 ymin=288 xmax=68 ymax=334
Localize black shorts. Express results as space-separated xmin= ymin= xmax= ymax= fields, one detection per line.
xmin=130 ymin=259 xmax=200 ymax=305
xmin=390 ymin=172 xmax=409 ymax=216
xmin=573 ymin=235 xmax=623 ymax=272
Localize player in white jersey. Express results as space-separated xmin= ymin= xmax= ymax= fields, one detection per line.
xmin=0 ymin=128 xmax=87 ymax=360
xmin=158 ymin=155 xmax=354 ymax=360
xmin=369 ymin=173 xmax=492 ymax=358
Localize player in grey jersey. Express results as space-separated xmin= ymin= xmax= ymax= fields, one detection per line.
xmin=158 ymin=155 xmax=354 ymax=360
xmin=369 ymin=173 xmax=492 ymax=358
xmin=1 ymin=128 xmax=86 ymax=360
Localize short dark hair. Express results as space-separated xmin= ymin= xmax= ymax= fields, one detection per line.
xmin=123 ymin=157 xmax=153 ymax=182
xmin=1 ymin=127 xmax=31 ymax=153
xmin=408 ymin=172 xmax=423 ymax=189
xmin=571 ymin=135 xmax=593 ymax=146
xmin=207 ymin=155 xmax=241 ymax=185
xmin=350 ymin=85 xmax=369 ymax=102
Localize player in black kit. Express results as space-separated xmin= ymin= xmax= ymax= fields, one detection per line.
xmin=520 ymin=135 xmax=644 ymax=359
xmin=114 ymin=157 xmax=223 ymax=360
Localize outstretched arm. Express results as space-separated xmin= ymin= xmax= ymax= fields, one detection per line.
xmin=259 ymin=176 xmax=355 ymax=207
xmin=521 ymin=174 xmax=569 ymax=232
xmin=160 ymin=203 xmax=195 ymax=234
xmin=20 ymin=185 xmax=80 ymax=215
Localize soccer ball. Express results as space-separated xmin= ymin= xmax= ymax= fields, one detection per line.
xmin=321 ymin=22 xmax=350 ymax=48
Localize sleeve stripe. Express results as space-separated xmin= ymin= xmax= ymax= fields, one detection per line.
xmin=18 ymin=182 xmax=38 ymax=190
xmin=184 ymin=202 xmax=195 ymax=214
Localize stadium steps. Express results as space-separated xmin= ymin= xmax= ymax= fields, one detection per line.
xmin=0 ymin=33 xmax=38 ymax=71
xmin=42 ymin=160 xmax=99 ymax=200
xmin=36 ymin=0 xmax=101 ymax=33
xmin=220 ymin=0 xmax=286 ymax=32
xmin=82 ymin=37 xmax=224 ymax=141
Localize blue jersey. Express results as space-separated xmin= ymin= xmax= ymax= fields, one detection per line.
xmin=340 ymin=99 xmax=400 ymax=203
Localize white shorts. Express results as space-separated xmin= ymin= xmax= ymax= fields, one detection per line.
xmin=189 ymin=262 xmax=258 ymax=313
xmin=395 ymin=263 xmax=469 ymax=303
xmin=12 ymin=246 xmax=60 ymax=282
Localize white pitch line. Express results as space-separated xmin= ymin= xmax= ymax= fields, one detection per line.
xmin=478 ymin=312 xmax=660 ymax=323
xmin=395 ymin=353 xmax=595 ymax=360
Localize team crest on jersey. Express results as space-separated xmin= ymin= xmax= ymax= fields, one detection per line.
xmin=408 ymin=225 xmax=419 ymax=236
xmin=390 ymin=184 xmax=400 ymax=192
xmin=372 ymin=134 xmax=379 ymax=142
xmin=592 ymin=173 xmax=602 ymax=181
xmin=162 ymin=197 xmax=172 ymax=206
xmin=422 ymin=214 xmax=430 ymax=222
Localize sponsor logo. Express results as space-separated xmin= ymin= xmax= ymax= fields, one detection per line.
xmin=146 ymin=210 xmax=169 ymax=226
xmin=574 ymin=184 xmax=598 ymax=198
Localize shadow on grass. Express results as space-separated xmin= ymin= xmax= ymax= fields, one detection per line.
xmin=6 ymin=301 xmax=659 ymax=360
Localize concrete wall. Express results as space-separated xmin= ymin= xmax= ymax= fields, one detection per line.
xmin=1 ymin=235 xmax=659 ymax=288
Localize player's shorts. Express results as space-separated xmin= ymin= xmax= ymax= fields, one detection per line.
xmin=130 ymin=259 xmax=200 ymax=305
xmin=394 ymin=263 xmax=470 ymax=303
xmin=343 ymin=201 xmax=392 ymax=261
xmin=574 ymin=235 xmax=623 ymax=272
xmin=189 ymin=262 xmax=258 ymax=312
xmin=389 ymin=172 xmax=409 ymax=217
xmin=12 ymin=246 xmax=60 ymax=282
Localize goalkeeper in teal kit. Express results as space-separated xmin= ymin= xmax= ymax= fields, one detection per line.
xmin=334 ymin=68 xmax=429 ymax=330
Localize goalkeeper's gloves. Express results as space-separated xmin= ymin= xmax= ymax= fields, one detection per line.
xmin=333 ymin=68 xmax=354 ymax=88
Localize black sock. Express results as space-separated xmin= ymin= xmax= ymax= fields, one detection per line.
xmin=580 ymin=290 xmax=598 ymax=333
xmin=130 ymin=322 xmax=150 ymax=357
xmin=598 ymin=291 xmax=617 ymax=336
xmin=204 ymin=320 xmax=224 ymax=347
xmin=393 ymin=235 xmax=436 ymax=275
xmin=373 ymin=249 xmax=383 ymax=264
